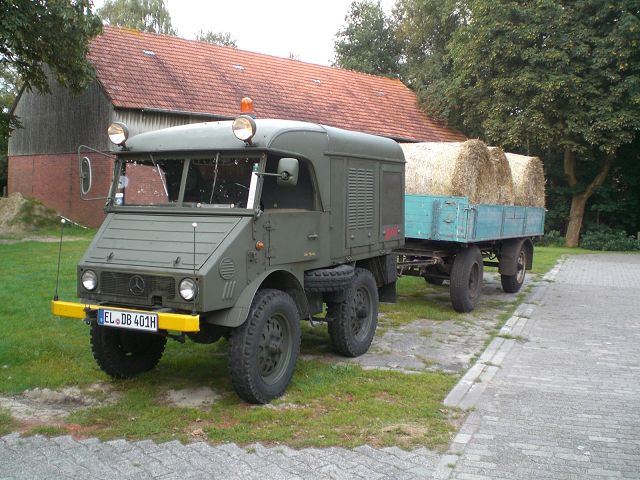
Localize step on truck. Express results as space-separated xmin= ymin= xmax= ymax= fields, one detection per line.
xmin=52 ymin=112 xmax=404 ymax=403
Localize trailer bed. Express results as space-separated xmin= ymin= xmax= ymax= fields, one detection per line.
xmin=404 ymin=194 xmax=545 ymax=243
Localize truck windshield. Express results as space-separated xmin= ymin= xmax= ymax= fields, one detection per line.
xmin=114 ymin=155 xmax=259 ymax=209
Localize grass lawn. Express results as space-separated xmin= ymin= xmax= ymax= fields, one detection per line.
xmin=0 ymin=238 xmax=587 ymax=448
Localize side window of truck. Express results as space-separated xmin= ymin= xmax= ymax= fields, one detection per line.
xmin=261 ymin=156 xmax=317 ymax=210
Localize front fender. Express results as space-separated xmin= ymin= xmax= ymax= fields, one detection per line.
xmin=203 ymin=269 xmax=308 ymax=327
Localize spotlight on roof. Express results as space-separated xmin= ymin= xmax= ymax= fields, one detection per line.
xmin=107 ymin=122 xmax=129 ymax=146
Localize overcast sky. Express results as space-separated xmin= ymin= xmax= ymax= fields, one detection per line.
xmin=92 ymin=0 xmax=396 ymax=66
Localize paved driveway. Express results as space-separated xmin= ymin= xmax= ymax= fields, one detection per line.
xmin=1 ymin=253 xmax=639 ymax=479
xmin=448 ymin=254 xmax=640 ymax=479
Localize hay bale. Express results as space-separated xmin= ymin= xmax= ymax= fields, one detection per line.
xmin=487 ymin=147 xmax=515 ymax=205
xmin=401 ymin=140 xmax=500 ymax=204
xmin=505 ymin=153 xmax=546 ymax=207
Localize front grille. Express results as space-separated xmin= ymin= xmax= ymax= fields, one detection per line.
xmin=100 ymin=272 xmax=175 ymax=299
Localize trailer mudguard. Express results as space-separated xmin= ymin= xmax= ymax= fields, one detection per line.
xmin=203 ymin=269 xmax=309 ymax=328
xmin=499 ymin=238 xmax=534 ymax=276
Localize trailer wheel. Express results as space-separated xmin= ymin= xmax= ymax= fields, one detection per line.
xmin=501 ymin=244 xmax=527 ymax=293
xmin=228 ymin=289 xmax=300 ymax=404
xmin=450 ymin=246 xmax=483 ymax=313
xmin=327 ymin=268 xmax=378 ymax=357
xmin=90 ymin=324 xmax=167 ymax=379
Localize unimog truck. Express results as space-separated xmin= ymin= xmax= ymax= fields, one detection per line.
xmin=52 ymin=114 xmax=404 ymax=403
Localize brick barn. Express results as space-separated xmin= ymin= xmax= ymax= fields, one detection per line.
xmin=8 ymin=26 xmax=464 ymax=227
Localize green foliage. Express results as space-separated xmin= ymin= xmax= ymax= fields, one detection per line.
xmin=196 ymin=30 xmax=237 ymax=47
xmin=0 ymin=0 xmax=102 ymax=138
xmin=534 ymin=230 xmax=565 ymax=248
xmin=580 ymin=225 xmax=640 ymax=251
xmin=396 ymin=0 xmax=469 ymax=112
xmin=438 ymin=1 xmax=640 ymax=155
xmin=98 ymin=0 xmax=175 ymax=35
xmin=334 ymin=1 xmax=402 ymax=76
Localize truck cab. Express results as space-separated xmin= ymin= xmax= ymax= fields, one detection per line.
xmin=53 ymin=115 xmax=405 ymax=403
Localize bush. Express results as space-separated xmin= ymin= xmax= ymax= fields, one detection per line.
xmin=580 ymin=226 xmax=640 ymax=251
xmin=535 ymin=229 xmax=565 ymax=247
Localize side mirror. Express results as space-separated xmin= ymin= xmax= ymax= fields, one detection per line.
xmin=80 ymin=156 xmax=92 ymax=195
xmin=277 ymin=157 xmax=299 ymax=187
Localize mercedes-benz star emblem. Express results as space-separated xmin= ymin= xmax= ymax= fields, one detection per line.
xmin=128 ymin=275 xmax=145 ymax=296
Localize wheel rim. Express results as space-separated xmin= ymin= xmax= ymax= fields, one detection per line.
xmin=468 ymin=262 xmax=480 ymax=300
xmin=257 ymin=313 xmax=291 ymax=385
xmin=352 ymin=284 xmax=373 ymax=341
xmin=516 ymin=250 xmax=526 ymax=284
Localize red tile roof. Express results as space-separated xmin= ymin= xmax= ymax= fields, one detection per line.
xmin=88 ymin=27 xmax=466 ymax=142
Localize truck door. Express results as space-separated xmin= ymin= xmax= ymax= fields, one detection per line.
xmin=260 ymin=157 xmax=325 ymax=267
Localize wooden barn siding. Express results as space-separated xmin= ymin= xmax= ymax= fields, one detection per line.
xmin=9 ymin=78 xmax=114 ymax=155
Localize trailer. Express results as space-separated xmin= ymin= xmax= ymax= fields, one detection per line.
xmin=396 ymin=194 xmax=545 ymax=312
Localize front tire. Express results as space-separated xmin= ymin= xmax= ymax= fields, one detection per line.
xmin=450 ymin=246 xmax=483 ymax=313
xmin=501 ymin=244 xmax=527 ymax=293
xmin=90 ymin=325 xmax=167 ymax=379
xmin=228 ymin=289 xmax=301 ymax=404
xmin=327 ymin=268 xmax=379 ymax=357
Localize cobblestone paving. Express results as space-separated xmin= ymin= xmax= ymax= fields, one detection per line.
xmin=2 ymin=253 xmax=639 ymax=479
xmin=347 ymin=273 xmax=529 ymax=374
xmin=448 ymin=254 xmax=640 ymax=479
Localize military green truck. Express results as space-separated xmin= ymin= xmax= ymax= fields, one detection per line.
xmin=52 ymin=115 xmax=404 ymax=404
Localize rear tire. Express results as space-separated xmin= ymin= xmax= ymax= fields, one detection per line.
xmin=450 ymin=246 xmax=483 ymax=313
xmin=327 ymin=268 xmax=378 ymax=357
xmin=90 ymin=324 xmax=167 ymax=379
xmin=501 ymin=244 xmax=527 ymax=293
xmin=228 ymin=289 xmax=301 ymax=404
xmin=424 ymin=276 xmax=445 ymax=286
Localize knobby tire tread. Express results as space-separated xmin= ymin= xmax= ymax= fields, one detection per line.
xmin=90 ymin=324 xmax=167 ymax=379
xmin=228 ymin=289 xmax=300 ymax=404
xmin=327 ymin=268 xmax=378 ymax=357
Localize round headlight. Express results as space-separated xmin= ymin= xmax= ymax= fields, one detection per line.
xmin=81 ymin=270 xmax=98 ymax=291
xmin=179 ymin=278 xmax=198 ymax=301
xmin=232 ymin=115 xmax=257 ymax=142
xmin=108 ymin=122 xmax=129 ymax=145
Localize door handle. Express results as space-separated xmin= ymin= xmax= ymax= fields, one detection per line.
xmin=307 ymin=233 xmax=318 ymax=239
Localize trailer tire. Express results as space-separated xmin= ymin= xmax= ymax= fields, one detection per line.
xmin=304 ymin=264 xmax=355 ymax=292
xmin=327 ymin=268 xmax=378 ymax=357
xmin=90 ymin=324 xmax=167 ymax=379
xmin=228 ymin=289 xmax=300 ymax=404
xmin=501 ymin=244 xmax=527 ymax=293
xmin=450 ymin=246 xmax=483 ymax=313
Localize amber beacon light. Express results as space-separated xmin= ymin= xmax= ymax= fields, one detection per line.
xmin=240 ymin=97 xmax=255 ymax=115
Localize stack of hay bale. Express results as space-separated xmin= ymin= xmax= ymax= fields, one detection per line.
xmin=400 ymin=140 xmax=545 ymax=207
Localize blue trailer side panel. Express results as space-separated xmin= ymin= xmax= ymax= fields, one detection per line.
xmin=405 ymin=194 xmax=545 ymax=243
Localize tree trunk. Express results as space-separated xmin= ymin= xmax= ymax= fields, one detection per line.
xmin=563 ymin=149 xmax=615 ymax=248
xmin=565 ymin=194 xmax=588 ymax=247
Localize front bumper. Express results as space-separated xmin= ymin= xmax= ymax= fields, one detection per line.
xmin=51 ymin=300 xmax=200 ymax=332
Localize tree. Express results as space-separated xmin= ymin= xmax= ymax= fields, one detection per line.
xmin=196 ymin=30 xmax=237 ymax=47
xmin=396 ymin=0 xmax=469 ymax=110
xmin=334 ymin=0 xmax=402 ymax=76
xmin=0 ymin=66 xmax=19 ymax=192
xmin=417 ymin=1 xmax=640 ymax=247
xmin=0 ymin=0 xmax=102 ymax=191
xmin=98 ymin=0 xmax=175 ymax=35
